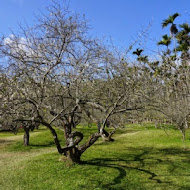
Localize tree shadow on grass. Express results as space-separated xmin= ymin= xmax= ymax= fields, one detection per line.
xmin=83 ymin=158 xmax=162 ymax=189
xmin=82 ymin=147 xmax=190 ymax=189
xmin=82 ymin=159 xmax=127 ymax=190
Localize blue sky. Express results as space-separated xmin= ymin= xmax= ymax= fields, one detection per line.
xmin=0 ymin=0 xmax=189 ymax=50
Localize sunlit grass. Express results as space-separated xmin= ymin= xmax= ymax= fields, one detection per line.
xmin=0 ymin=124 xmax=190 ymax=190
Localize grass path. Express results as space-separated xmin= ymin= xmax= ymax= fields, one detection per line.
xmin=0 ymin=130 xmax=56 ymax=169
xmin=0 ymin=147 xmax=56 ymax=167
xmin=115 ymin=131 xmax=140 ymax=139
xmin=0 ymin=130 xmax=44 ymax=141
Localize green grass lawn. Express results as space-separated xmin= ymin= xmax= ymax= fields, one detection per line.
xmin=0 ymin=124 xmax=190 ymax=190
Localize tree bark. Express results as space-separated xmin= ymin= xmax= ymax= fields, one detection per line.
xmin=180 ymin=128 xmax=186 ymax=142
xmin=102 ymin=129 xmax=115 ymax=142
xmin=67 ymin=147 xmax=81 ymax=163
xmin=41 ymin=121 xmax=64 ymax=154
xmin=63 ymin=124 xmax=84 ymax=163
xmin=23 ymin=127 xmax=30 ymax=146
xmin=79 ymin=132 xmax=101 ymax=154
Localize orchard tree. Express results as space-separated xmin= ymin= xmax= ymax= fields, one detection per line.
xmin=0 ymin=1 xmax=145 ymax=163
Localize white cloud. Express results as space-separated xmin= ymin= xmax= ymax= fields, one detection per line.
xmin=3 ymin=35 xmax=37 ymax=59
xmin=4 ymin=35 xmax=28 ymax=53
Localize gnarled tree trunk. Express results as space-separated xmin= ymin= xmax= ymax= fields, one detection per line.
xmin=41 ymin=120 xmax=108 ymax=164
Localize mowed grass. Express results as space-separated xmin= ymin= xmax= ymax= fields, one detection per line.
xmin=0 ymin=124 xmax=190 ymax=190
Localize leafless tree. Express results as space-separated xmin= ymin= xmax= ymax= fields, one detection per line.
xmin=0 ymin=1 xmax=145 ymax=163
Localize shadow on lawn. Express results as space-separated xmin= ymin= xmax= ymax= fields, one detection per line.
xmin=82 ymin=159 xmax=127 ymax=190
xmin=83 ymin=147 xmax=190 ymax=189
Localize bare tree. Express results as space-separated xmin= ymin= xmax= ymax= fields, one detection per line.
xmin=0 ymin=1 xmax=148 ymax=162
